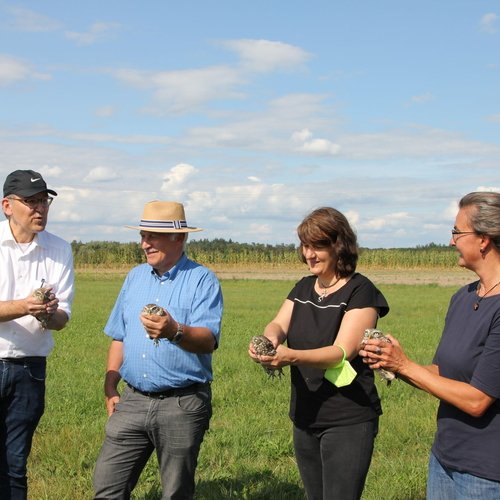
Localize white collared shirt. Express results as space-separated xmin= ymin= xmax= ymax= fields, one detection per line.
xmin=0 ymin=220 xmax=75 ymax=358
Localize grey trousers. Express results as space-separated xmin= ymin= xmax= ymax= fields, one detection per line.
xmin=93 ymin=384 xmax=211 ymax=500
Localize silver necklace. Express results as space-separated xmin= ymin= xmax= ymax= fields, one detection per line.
xmin=317 ymin=277 xmax=340 ymax=302
xmin=473 ymin=279 xmax=500 ymax=311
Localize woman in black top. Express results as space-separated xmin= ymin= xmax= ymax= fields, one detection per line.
xmin=249 ymin=207 xmax=389 ymax=500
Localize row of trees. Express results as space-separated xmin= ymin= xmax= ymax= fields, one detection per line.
xmin=71 ymin=239 xmax=458 ymax=269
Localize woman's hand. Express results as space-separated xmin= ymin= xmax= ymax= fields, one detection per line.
xmin=359 ymin=334 xmax=410 ymax=375
xmin=258 ymin=344 xmax=291 ymax=370
xmin=248 ymin=336 xmax=282 ymax=364
xmin=248 ymin=340 xmax=262 ymax=363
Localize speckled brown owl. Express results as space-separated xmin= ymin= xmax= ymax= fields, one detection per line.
xmin=361 ymin=328 xmax=396 ymax=385
xmin=142 ymin=304 xmax=166 ymax=346
xmin=251 ymin=335 xmax=283 ymax=378
xmin=32 ymin=286 xmax=52 ymax=329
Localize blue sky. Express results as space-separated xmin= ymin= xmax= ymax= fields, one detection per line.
xmin=1 ymin=1 xmax=499 ymax=247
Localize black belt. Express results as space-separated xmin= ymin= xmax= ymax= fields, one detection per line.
xmin=125 ymin=382 xmax=208 ymax=399
xmin=0 ymin=357 xmax=46 ymax=364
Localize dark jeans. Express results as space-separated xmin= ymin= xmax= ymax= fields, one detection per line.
xmin=0 ymin=357 xmax=46 ymax=500
xmin=93 ymin=383 xmax=212 ymax=500
xmin=293 ymin=418 xmax=378 ymax=500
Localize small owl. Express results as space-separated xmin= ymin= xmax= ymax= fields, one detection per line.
xmin=142 ymin=304 xmax=166 ymax=346
xmin=361 ymin=328 xmax=396 ymax=385
xmin=32 ymin=285 xmax=52 ymax=330
xmin=251 ymin=335 xmax=284 ymax=378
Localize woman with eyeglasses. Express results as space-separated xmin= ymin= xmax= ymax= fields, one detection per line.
xmin=361 ymin=191 xmax=500 ymax=499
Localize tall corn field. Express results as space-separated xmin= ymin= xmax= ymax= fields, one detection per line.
xmin=71 ymin=240 xmax=458 ymax=269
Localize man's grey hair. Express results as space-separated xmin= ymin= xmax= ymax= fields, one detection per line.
xmin=168 ymin=232 xmax=188 ymax=250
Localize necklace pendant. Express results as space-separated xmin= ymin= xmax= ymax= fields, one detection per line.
xmin=318 ymin=295 xmax=323 ymax=303
xmin=474 ymin=279 xmax=500 ymax=311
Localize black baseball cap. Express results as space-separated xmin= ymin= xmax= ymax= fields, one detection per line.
xmin=3 ymin=170 xmax=58 ymax=198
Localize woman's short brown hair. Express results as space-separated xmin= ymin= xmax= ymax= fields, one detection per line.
xmin=297 ymin=207 xmax=358 ymax=278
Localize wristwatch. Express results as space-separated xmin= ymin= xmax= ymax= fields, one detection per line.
xmin=169 ymin=322 xmax=184 ymax=344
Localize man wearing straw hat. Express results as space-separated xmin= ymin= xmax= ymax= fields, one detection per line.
xmin=93 ymin=201 xmax=223 ymax=500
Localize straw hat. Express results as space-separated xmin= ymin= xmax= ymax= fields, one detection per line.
xmin=126 ymin=201 xmax=203 ymax=233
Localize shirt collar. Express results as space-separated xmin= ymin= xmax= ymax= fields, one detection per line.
xmin=0 ymin=220 xmax=43 ymax=249
xmin=150 ymin=252 xmax=188 ymax=281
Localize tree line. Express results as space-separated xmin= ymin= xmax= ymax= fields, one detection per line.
xmin=71 ymin=239 xmax=458 ymax=269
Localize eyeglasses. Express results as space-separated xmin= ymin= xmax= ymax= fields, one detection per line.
xmin=451 ymin=228 xmax=476 ymax=241
xmin=8 ymin=196 xmax=54 ymax=209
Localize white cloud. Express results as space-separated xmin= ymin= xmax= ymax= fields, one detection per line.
xmin=363 ymin=217 xmax=387 ymax=231
xmin=5 ymin=6 xmax=61 ymax=32
xmin=291 ymin=129 xmax=313 ymax=142
xmin=344 ymin=210 xmax=360 ymax=227
xmin=110 ymin=39 xmax=311 ymax=115
xmin=271 ymin=93 xmax=331 ymax=115
xmin=184 ymin=93 xmax=335 ymax=152
xmin=161 ymin=163 xmax=198 ymax=196
xmin=63 ymin=131 xmax=172 ymax=145
xmin=220 ymin=39 xmax=311 ymax=72
xmin=84 ymin=166 xmax=119 ymax=182
xmin=113 ymin=66 xmax=244 ymax=114
xmin=443 ymin=200 xmax=459 ymax=221
xmin=361 ymin=212 xmax=413 ymax=230
xmin=298 ymin=138 xmax=341 ymax=155
xmin=1 ymin=130 xmax=495 ymax=247
xmin=211 ymin=215 xmax=230 ymax=224
xmin=248 ymin=222 xmax=272 ymax=236
xmin=65 ymin=22 xmax=121 ymax=46
xmin=39 ymin=165 xmax=63 ymax=178
xmin=0 ymin=55 xmax=51 ymax=86
xmin=480 ymin=13 xmax=498 ymax=34
xmin=185 ymin=190 xmax=215 ymax=211
xmin=487 ymin=114 xmax=500 ymax=122
xmin=9 ymin=126 xmax=172 ymax=145
xmin=48 ymin=187 xmax=150 ymax=237
xmin=248 ymin=176 xmax=261 ymax=182
xmin=291 ymin=128 xmax=340 ymax=156
xmin=340 ymin=126 xmax=500 ymax=160
xmin=476 ymin=185 xmax=500 ymax=193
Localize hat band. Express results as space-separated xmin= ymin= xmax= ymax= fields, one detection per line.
xmin=140 ymin=219 xmax=188 ymax=230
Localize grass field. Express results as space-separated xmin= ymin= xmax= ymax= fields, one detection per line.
xmin=27 ymin=272 xmax=459 ymax=499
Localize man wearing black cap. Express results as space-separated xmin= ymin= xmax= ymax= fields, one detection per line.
xmin=0 ymin=170 xmax=75 ymax=499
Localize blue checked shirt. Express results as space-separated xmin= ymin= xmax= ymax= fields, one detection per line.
xmin=104 ymin=253 xmax=223 ymax=392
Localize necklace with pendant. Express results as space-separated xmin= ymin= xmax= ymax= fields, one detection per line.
xmin=317 ymin=277 xmax=340 ymax=302
xmin=473 ymin=279 xmax=500 ymax=310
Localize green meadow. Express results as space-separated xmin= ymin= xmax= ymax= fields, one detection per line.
xmin=28 ymin=272 xmax=456 ymax=499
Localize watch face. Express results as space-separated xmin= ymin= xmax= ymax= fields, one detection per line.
xmin=171 ymin=332 xmax=182 ymax=343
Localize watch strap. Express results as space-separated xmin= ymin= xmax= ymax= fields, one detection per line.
xmin=169 ymin=322 xmax=184 ymax=344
